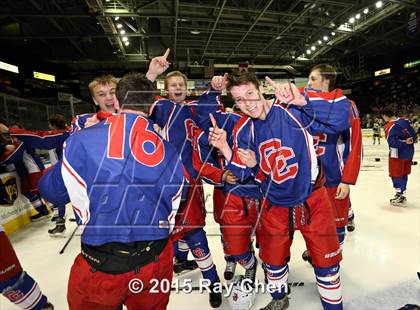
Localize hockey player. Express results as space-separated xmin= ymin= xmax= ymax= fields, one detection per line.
xmin=0 ymin=224 xmax=54 ymax=309
xmin=8 ymin=114 xmax=70 ymax=166
xmin=303 ymin=63 xmax=362 ymax=254
xmin=71 ymin=49 xmax=171 ymax=132
xmin=7 ymin=115 xmax=70 ymax=236
xmin=191 ymin=131 xmax=239 ymax=280
xmin=208 ymin=72 xmax=351 ymax=310
xmin=373 ymin=119 xmax=381 ymax=144
xmin=192 ymin=74 xmax=262 ymax=284
xmin=39 ymin=73 xmax=184 ymax=310
xmin=70 ymin=74 xmax=119 ymax=133
xmin=382 ymin=107 xmax=417 ymax=206
xmin=150 ymin=70 xmax=222 ymax=308
xmin=40 ymin=50 xmax=172 ymax=235
xmin=0 ymin=121 xmax=50 ymax=221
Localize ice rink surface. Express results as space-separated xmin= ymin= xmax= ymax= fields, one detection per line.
xmin=1 ymin=137 xmax=419 ymax=310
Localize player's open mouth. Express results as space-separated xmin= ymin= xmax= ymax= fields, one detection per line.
xmin=174 ymin=92 xmax=183 ymax=97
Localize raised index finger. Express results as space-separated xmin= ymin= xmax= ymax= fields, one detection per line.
xmin=163 ymin=48 xmax=170 ymax=59
xmin=265 ymin=76 xmax=276 ymax=88
xmin=222 ymin=72 xmax=229 ymax=82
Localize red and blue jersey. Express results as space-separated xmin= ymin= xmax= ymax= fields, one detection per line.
xmin=39 ymin=113 xmax=185 ymax=246
xmin=384 ymin=118 xmax=417 ymax=160
xmin=70 ymin=113 xmax=95 ymax=134
xmin=193 ymin=126 xmax=262 ymax=199
xmin=0 ymin=141 xmax=44 ymax=179
xmin=305 ymin=88 xmax=363 ymax=187
xmin=226 ymin=102 xmax=318 ymax=207
xmin=194 ymin=90 xmax=225 ymax=132
xmin=192 ymin=90 xmax=261 ymax=198
xmin=149 ymin=99 xmax=201 ymax=179
xmin=8 ymin=128 xmax=69 ymax=165
xmin=192 ymin=128 xmax=225 ymax=186
xmin=226 ymin=95 xmax=350 ymax=207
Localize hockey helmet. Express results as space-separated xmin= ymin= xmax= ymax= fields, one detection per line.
xmin=227 ymin=275 xmax=256 ymax=310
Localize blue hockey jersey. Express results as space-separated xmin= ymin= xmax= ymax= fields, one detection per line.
xmin=9 ymin=128 xmax=69 ymax=165
xmin=39 ymin=113 xmax=185 ymax=246
xmin=193 ymin=124 xmax=262 ymax=199
xmin=0 ymin=141 xmax=44 ymax=178
xmin=149 ymin=99 xmax=200 ymax=179
xmin=70 ymin=113 xmax=96 ymax=134
xmin=384 ymin=117 xmax=417 ymax=160
xmin=225 ymin=98 xmax=350 ymax=207
xmin=191 ymin=91 xmax=262 ymax=199
xmin=303 ymin=89 xmax=363 ymax=187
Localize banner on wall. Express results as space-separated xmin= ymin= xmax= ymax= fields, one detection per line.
xmin=0 ymin=171 xmax=33 ymax=235
xmin=0 ymin=174 xmax=18 ymax=205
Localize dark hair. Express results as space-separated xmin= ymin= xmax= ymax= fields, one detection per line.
xmin=310 ymin=63 xmax=337 ymax=91
xmin=0 ymin=118 xmax=9 ymax=127
xmin=0 ymin=119 xmax=11 ymax=145
xmin=9 ymin=122 xmax=23 ymax=129
xmin=116 ymin=73 xmax=157 ymax=113
xmin=226 ymin=72 xmax=260 ymax=93
xmin=48 ymin=114 xmax=67 ymax=130
xmin=381 ymin=107 xmax=395 ymax=117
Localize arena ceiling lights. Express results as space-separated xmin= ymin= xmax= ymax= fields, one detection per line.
xmin=104 ymin=8 xmax=132 ymax=48
xmin=85 ymin=0 xmax=144 ymax=60
xmin=301 ymin=1 xmax=404 ymax=60
xmin=374 ymin=67 xmax=391 ymax=76
xmin=0 ymin=61 xmax=19 ymax=74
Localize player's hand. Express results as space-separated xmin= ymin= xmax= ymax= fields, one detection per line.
xmin=208 ymin=114 xmax=228 ymax=150
xmin=211 ymin=73 xmax=228 ymax=92
xmin=406 ymin=137 xmax=414 ymax=144
xmin=237 ymin=148 xmax=257 ymax=168
xmin=146 ymin=48 xmax=170 ymax=82
xmin=5 ymin=144 xmax=15 ymax=151
xmin=153 ymin=123 xmax=168 ymax=140
xmin=153 ymin=124 xmax=163 ymax=135
xmin=113 ymin=97 xmax=121 ymax=113
xmin=265 ymin=76 xmax=307 ymax=106
xmin=0 ymin=123 xmax=8 ymax=133
xmin=335 ymin=183 xmax=350 ymax=199
xmin=222 ymin=170 xmax=238 ymax=184
xmin=85 ymin=115 xmax=99 ymax=128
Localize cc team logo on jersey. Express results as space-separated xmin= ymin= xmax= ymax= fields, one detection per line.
xmin=184 ymin=119 xmax=198 ymax=141
xmin=313 ymin=134 xmax=327 ymax=157
xmin=259 ymin=138 xmax=298 ymax=184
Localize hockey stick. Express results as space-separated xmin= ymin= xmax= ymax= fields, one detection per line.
xmin=59 ymin=224 xmax=79 ymax=254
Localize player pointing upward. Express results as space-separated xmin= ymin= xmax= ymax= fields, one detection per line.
xmin=40 ymin=73 xmax=185 ymax=309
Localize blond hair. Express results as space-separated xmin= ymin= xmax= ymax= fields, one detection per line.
xmin=88 ymin=75 xmax=118 ymax=96
xmin=164 ymin=71 xmax=188 ymax=90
